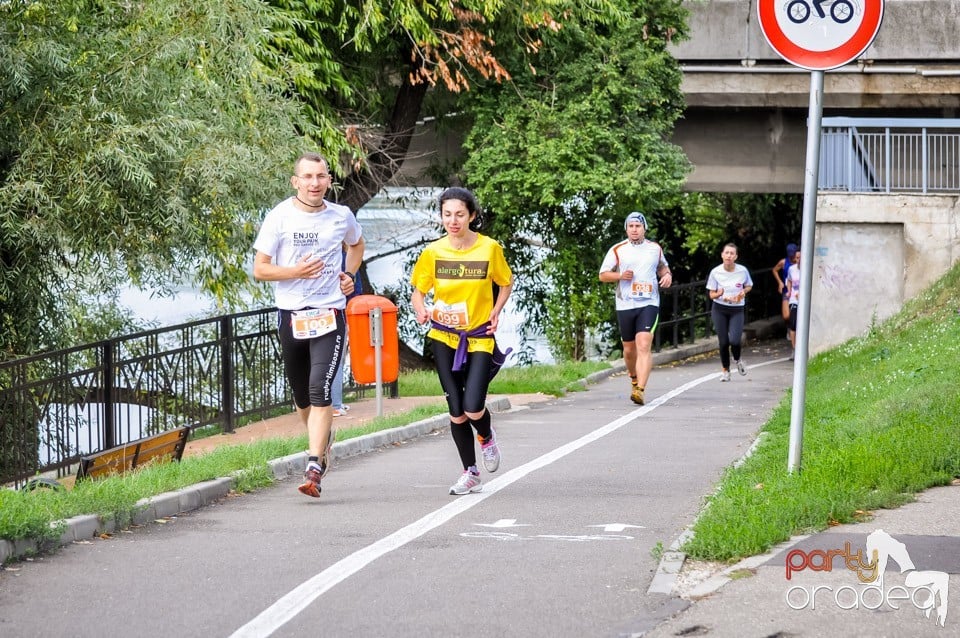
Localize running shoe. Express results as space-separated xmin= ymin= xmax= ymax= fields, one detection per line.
xmin=319 ymin=430 xmax=336 ymax=479
xmin=449 ymin=471 xmax=482 ymax=495
xmin=720 ymin=369 xmax=731 ymax=382
xmin=479 ymin=429 xmax=501 ymax=473
xmin=630 ymin=385 xmax=645 ymax=405
xmin=298 ymin=461 xmax=322 ymax=498
xmin=736 ymin=359 xmax=747 ymax=376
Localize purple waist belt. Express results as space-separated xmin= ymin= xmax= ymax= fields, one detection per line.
xmin=430 ymin=321 xmax=512 ymax=376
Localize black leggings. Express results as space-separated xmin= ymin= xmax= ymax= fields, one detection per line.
xmin=431 ymin=339 xmax=493 ymax=416
xmin=277 ymin=309 xmax=346 ymax=409
xmin=432 ymin=339 xmax=494 ymax=470
xmin=711 ymin=303 xmax=745 ymax=370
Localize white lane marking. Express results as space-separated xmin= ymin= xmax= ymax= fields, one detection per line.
xmin=459 ymin=532 xmax=635 ymax=542
xmin=474 ymin=518 xmax=531 ymax=528
xmin=534 ymin=534 xmax=634 ymax=542
xmin=588 ymin=524 xmax=646 ymax=532
xmin=231 ymin=359 xmax=787 ymax=637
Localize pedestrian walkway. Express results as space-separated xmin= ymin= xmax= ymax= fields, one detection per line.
xmin=645 ymin=481 xmax=960 ymax=637
xmin=0 ymin=335 xmax=718 ymax=566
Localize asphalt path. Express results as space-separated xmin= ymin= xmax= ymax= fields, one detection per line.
xmin=0 ymin=341 xmax=794 ymax=638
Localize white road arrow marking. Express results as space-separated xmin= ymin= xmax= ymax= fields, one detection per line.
xmin=474 ymin=519 xmax=531 ymax=528
xmin=587 ymin=524 xmax=645 ymax=533
xmin=534 ymin=535 xmax=634 ymax=542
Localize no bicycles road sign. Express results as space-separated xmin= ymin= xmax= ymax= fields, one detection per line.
xmin=758 ymin=0 xmax=884 ymax=71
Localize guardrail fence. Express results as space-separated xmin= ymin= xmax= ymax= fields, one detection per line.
xmin=1 ymin=310 xmax=289 ymax=487
xmin=820 ymin=117 xmax=960 ymax=194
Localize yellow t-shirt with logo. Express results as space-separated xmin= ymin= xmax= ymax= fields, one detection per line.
xmin=410 ymin=234 xmax=513 ymax=354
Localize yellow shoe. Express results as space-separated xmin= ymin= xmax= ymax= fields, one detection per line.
xmin=630 ymin=385 xmax=645 ymax=405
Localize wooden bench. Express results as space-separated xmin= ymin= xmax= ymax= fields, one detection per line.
xmin=76 ymin=426 xmax=190 ymax=481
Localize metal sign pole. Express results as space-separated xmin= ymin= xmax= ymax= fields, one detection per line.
xmin=757 ymin=0 xmax=883 ymax=473
xmin=369 ymin=307 xmax=384 ymax=417
xmin=788 ymin=69 xmax=825 ymax=474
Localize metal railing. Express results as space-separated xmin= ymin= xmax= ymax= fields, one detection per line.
xmin=0 ymin=308 xmax=395 ymax=488
xmin=820 ymin=117 xmax=960 ymax=194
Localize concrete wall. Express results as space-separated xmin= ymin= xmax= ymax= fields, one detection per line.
xmin=674 ymin=0 xmax=960 ymax=62
xmin=674 ymin=107 xmax=808 ymax=193
xmin=809 ymin=193 xmax=960 ymax=352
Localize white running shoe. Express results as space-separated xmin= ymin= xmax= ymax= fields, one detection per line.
xmin=449 ymin=471 xmax=482 ymax=495
xmin=736 ymin=360 xmax=747 ymax=376
xmin=479 ymin=429 xmax=501 ymax=473
xmin=720 ymin=369 xmax=731 ymax=382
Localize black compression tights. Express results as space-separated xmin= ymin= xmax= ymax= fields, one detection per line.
xmin=711 ymin=303 xmax=745 ymax=370
xmin=450 ymin=421 xmax=476 ymax=470
xmin=430 ymin=339 xmax=493 ymax=415
xmin=449 ymin=410 xmax=492 ymax=471
xmin=432 ymin=339 xmax=495 ymax=470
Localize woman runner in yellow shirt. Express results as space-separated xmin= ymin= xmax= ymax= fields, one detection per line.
xmin=411 ymin=187 xmax=514 ymax=495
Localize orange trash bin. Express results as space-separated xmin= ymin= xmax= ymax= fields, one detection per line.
xmin=346 ymin=295 xmax=399 ymax=384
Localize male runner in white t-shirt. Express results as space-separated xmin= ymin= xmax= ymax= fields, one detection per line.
xmin=253 ymin=152 xmax=364 ymax=498
xmin=599 ymin=212 xmax=672 ymax=405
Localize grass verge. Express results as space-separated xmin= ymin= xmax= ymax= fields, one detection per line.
xmin=682 ymin=263 xmax=960 ymax=562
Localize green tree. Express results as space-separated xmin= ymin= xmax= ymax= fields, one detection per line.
xmin=0 ymin=0 xmax=307 ymax=357
xmin=670 ymin=192 xmax=803 ymax=282
xmin=265 ymin=0 xmax=624 ymax=212
xmin=263 ymin=0 xmax=630 ymax=365
xmin=460 ymin=0 xmax=692 ymax=360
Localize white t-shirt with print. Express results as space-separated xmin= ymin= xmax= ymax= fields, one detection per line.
xmin=599 ymin=239 xmax=669 ymax=311
xmin=253 ymin=198 xmax=362 ymax=311
xmin=787 ymin=263 xmax=801 ymax=306
xmin=706 ymin=264 xmax=754 ymax=307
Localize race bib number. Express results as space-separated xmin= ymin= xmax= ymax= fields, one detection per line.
xmin=631 ymin=281 xmax=654 ymax=299
xmin=291 ymin=308 xmax=337 ymax=340
xmin=430 ymin=301 xmax=469 ymax=328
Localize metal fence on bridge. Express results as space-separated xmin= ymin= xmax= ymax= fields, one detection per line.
xmin=1 ymin=275 xmax=773 ymax=489
xmin=820 ymin=117 xmax=960 ymax=194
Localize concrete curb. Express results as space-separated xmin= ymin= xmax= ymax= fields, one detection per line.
xmin=649 ymin=530 xmax=696 ymax=595
xmin=680 ymin=534 xmax=810 ymax=600
xmin=647 ymin=427 xmax=774 ymax=596
xmin=656 ymin=339 xmax=718 ymax=365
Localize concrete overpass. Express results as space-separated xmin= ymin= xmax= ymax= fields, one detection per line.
xmin=674 ymin=0 xmax=960 ymax=192
xmin=401 ymin=1 xmax=960 ymax=193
